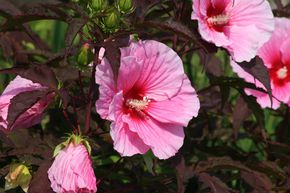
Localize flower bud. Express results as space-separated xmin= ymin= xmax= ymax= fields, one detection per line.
xmin=48 ymin=134 xmax=97 ymax=193
xmin=103 ymin=12 xmax=120 ymax=33
xmin=5 ymin=163 xmax=32 ymax=193
xmin=77 ymin=43 xmax=94 ymax=70
xmin=91 ymin=0 xmax=107 ymax=12
xmin=116 ymin=0 xmax=134 ymax=14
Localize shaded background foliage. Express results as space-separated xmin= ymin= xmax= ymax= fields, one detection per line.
xmin=0 ymin=0 xmax=290 ymax=192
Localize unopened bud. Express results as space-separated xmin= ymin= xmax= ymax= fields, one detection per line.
xmin=116 ymin=0 xmax=134 ymax=14
xmin=77 ymin=43 xmax=94 ymax=70
xmin=5 ymin=164 xmax=32 ymax=193
xmin=91 ymin=0 xmax=107 ymax=12
xmin=103 ymin=12 xmax=120 ymax=32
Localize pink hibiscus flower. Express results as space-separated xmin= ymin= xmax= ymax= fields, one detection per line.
xmin=48 ymin=142 xmax=97 ymax=193
xmin=95 ymin=40 xmax=200 ymax=159
xmin=0 ymin=76 xmax=54 ymax=132
xmin=231 ymin=18 xmax=290 ymax=109
xmin=191 ymin=0 xmax=274 ymax=62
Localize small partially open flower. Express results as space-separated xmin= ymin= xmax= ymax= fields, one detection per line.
xmin=0 ymin=76 xmax=54 ymax=132
xmin=48 ymin=135 xmax=97 ymax=193
xmin=231 ymin=18 xmax=290 ymax=109
xmin=192 ymin=0 xmax=274 ymax=62
xmin=5 ymin=163 xmax=32 ymax=193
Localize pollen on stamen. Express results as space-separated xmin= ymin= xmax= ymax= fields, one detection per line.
xmin=126 ymin=96 xmax=151 ymax=111
xmin=207 ymin=14 xmax=230 ymax=26
xmin=277 ymin=66 xmax=288 ymax=79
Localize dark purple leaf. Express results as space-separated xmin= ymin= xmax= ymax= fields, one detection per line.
xmin=195 ymin=157 xmax=273 ymax=192
xmin=113 ymin=35 xmax=130 ymax=48
xmin=59 ymin=88 xmax=71 ymax=109
xmin=103 ymin=42 xmax=121 ymax=82
xmin=175 ymin=156 xmax=194 ymax=193
xmin=0 ymin=1 xmax=22 ymax=17
xmin=239 ymin=90 xmax=265 ymax=128
xmin=202 ymin=54 xmax=223 ymax=77
xmin=237 ymin=56 xmax=272 ymax=105
xmin=7 ymin=90 xmax=49 ymax=128
xmin=28 ymin=160 xmax=54 ymax=193
xmin=240 ymin=171 xmax=272 ymax=193
xmin=0 ymin=64 xmax=58 ymax=89
xmin=133 ymin=0 xmax=161 ymax=20
xmin=143 ymin=19 xmax=213 ymax=53
xmin=233 ymin=97 xmax=251 ymax=137
xmin=65 ymin=18 xmax=87 ymax=48
xmin=198 ymin=173 xmax=237 ymax=193
xmin=0 ymin=4 xmax=64 ymax=31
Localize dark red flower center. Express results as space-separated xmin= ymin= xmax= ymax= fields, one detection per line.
xmin=206 ymin=4 xmax=229 ymax=32
xmin=123 ymin=87 xmax=150 ymax=119
xmin=269 ymin=63 xmax=290 ymax=87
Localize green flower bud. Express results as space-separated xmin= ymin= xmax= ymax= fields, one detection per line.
xmin=103 ymin=12 xmax=120 ymax=32
xmin=116 ymin=0 xmax=134 ymax=14
xmin=77 ymin=43 xmax=94 ymax=70
xmin=5 ymin=164 xmax=32 ymax=193
xmin=91 ymin=0 xmax=107 ymax=12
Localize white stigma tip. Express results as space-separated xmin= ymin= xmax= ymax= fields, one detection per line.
xmin=277 ymin=66 xmax=288 ymax=79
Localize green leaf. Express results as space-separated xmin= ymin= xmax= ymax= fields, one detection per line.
xmin=53 ymin=143 xmax=66 ymax=157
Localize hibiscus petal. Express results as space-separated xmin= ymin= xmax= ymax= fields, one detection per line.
xmin=95 ymin=58 xmax=116 ymax=119
xmin=111 ymin=122 xmax=150 ymax=157
xmin=245 ymin=88 xmax=281 ymax=110
xmin=211 ymin=0 xmax=231 ymax=13
xmin=225 ymin=25 xmax=262 ymax=62
xmin=109 ymin=92 xmax=150 ymax=156
xmin=146 ymin=75 xmax=200 ymax=126
xmin=96 ymin=86 xmax=116 ymax=120
xmin=125 ymin=117 xmax=184 ymax=159
xmin=133 ymin=40 xmax=185 ymax=101
xmin=229 ymin=0 xmax=274 ymax=46
xmin=258 ymin=18 xmax=290 ymax=68
xmin=281 ymin=38 xmax=290 ymax=65
xmin=192 ymin=0 xmax=210 ymax=19
xmin=272 ymin=84 xmax=290 ymax=103
xmin=117 ymin=56 xmax=142 ymax=93
xmin=2 ymin=76 xmax=43 ymax=96
xmin=198 ymin=21 xmax=232 ymax=47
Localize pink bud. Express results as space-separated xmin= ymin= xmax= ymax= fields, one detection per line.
xmin=48 ymin=143 xmax=97 ymax=193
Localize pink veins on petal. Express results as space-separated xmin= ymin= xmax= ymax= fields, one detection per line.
xmin=95 ymin=40 xmax=200 ymax=159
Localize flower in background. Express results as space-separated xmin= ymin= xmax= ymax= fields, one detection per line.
xmin=48 ymin=134 xmax=97 ymax=193
xmin=95 ymin=40 xmax=200 ymax=159
xmin=191 ymin=0 xmax=274 ymax=62
xmin=0 ymin=76 xmax=54 ymax=132
xmin=231 ymin=18 xmax=290 ymax=109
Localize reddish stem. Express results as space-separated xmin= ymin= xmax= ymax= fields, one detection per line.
xmin=62 ymin=110 xmax=77 ymax=133
xmin=83 ymin=48 xmax=99 ymax=135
